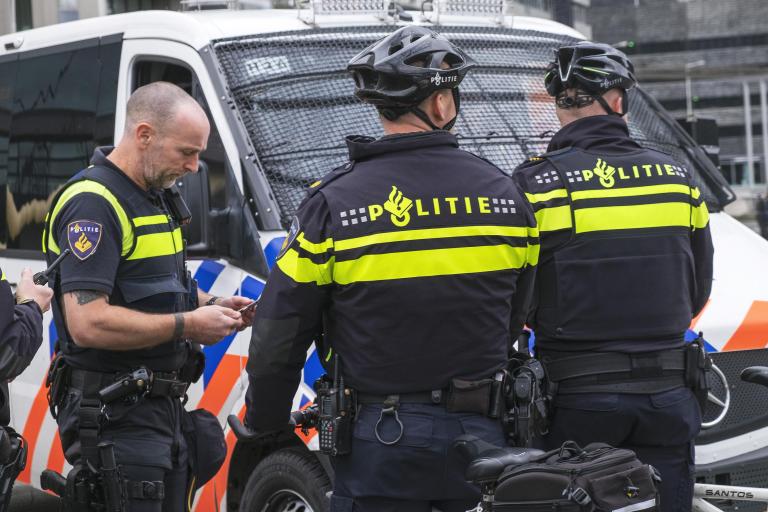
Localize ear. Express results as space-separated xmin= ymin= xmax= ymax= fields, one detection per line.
xmin=610 ymin=91 xmax=624 ymax=114
xmin=431 ymin=90 xmax=452 ymax=123
xmin=135 ymin=122 xmax=154 ymax=147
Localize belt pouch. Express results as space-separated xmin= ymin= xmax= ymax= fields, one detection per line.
xmin=684 ymin=340 xmax=711 ymax=410
xmin=447 ymin=378 xmax=494 ymax=415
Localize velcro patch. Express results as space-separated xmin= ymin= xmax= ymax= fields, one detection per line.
xmin=278 ymin=216 xmax=300 ymax=260
xmin=67 ymin=220 xmax=103 ymax=260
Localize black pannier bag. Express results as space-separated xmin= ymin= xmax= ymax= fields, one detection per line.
xmin=492 ymin=442 xmax=659 ymax=512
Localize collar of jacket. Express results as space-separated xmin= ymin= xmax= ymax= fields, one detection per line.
xmin=345 ymin=130 xmax=459 ymax=161
xmin=91 ymin=146 xmax=163 ymax=201
xmin=547 ymin=115 xmax=643 ymax=154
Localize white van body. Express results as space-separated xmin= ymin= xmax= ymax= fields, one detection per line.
xmin=0 ymin=8 xmax=765 ymax=512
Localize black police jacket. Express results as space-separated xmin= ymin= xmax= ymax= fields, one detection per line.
xmin=513 ymin=115 xmax=714 ymax=353
xmin=246 ymin=130 xmax=538 ymax=431
xmin=0 ymin=268 xmax=44 ymax=425
xmin=43 ymin=147 xmax=193 ymax=372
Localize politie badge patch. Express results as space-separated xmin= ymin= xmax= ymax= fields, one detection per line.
xmin=67 ymin=220 xmax=103 ymax=260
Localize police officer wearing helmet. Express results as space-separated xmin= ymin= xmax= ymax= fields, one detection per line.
xmin=513 ymin=42 xmax=713 ymax=512
xmin=0 ymin=267 xmax=52 ymax=510
xmin=245 ymin=26 xmax=539 ymax=512
xmin=42 ymin=82 xmax=255 ymax=511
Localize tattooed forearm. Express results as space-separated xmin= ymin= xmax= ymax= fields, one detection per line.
xmin=173 ymin=313 xmax=185 ymax=340
xmin=73 ymin=290 xmax=106 ymax=305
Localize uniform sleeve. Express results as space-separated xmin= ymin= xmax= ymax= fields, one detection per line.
xmin=245 ymin=192 xmax=334 ymax=432
xmin=512 ymin=161 xmax=571 ymax=259
xmin=509 ymin=182 xmax=538 ymax=338
xmin=0 ymin=271 xmax=44 ymax=380
xmin=52 ymin=193 xmax=123 ymax=295
xmin=690 ymin=187 xmax=714 ymax=317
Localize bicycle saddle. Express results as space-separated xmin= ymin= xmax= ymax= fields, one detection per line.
xmin=453 ymin=434 xmax=545 ymax=484
xmin=741 ymin=366 xmax=768 ymax=388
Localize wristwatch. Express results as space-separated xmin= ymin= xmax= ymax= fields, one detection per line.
xmin=15 ymin=296 xmax=35 ymax=306
xmin=205 ymin=296 xmax=220 ymax=306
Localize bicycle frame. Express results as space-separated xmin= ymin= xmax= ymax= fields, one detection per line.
xmin=693 ymin=482 xmax=768 ymax=511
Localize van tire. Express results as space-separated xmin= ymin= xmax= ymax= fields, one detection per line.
xmin=239 ymin=448 xmax=331 ymax=512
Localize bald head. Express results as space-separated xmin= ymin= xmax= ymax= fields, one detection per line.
xmin=125 ymin=82 xmax=204 ymax=133
xmin=110 ymin=82 xmax=210 ymax=191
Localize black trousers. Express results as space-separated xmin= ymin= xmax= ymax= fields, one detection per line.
xmin=57 ymin=388 xmax=189 ymax=512
xmin=539 ymin=387 xmax=701 ymax=512
xmin=330 ymin=403 xmax=505 ymax=512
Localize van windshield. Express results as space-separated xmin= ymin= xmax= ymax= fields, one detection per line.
xmin=212 ymin=26 xmax=731 ymax=229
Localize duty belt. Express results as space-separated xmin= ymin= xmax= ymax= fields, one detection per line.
xmin=357 ymin=389 xmax=448 ymax=405
xmin=69 ymin=368 xmax=188 ymax=401
xmin=542 ymin=350 xmax=687 ymax=394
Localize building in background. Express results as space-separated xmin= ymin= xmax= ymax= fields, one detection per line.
xmin=589 ymin=0 xmax=768 ymax=224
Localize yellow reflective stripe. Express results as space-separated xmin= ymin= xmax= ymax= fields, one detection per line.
xmin=334 ymin=245 xmax=528 ymax=285
xmin=575 ymin=202 xmax=691 ymax=233
xmin=297 ymin=233 xmax=334 ymax=254
xmin=535 ymin=205 xmax=572 ymax=232
xmin=571 ymin=184 xmax=693 ymax=201
xmin=134 ymin=214 xmax=170 ymax=227
xmin=692 ymin=202 xmax=709 ymax=229
xmin=335 ymin=225 xmax=531 ymax=252
xmin=277 ymin=248 xmax=333 ymax=285
xmin=525 ymin=189 xmax=569 ymax=204
xmin=127 ymin=227 xmax=183 ymax=260
xmin=0 ymin=271 xmax=5 ymax=281
xmin=527 ymin=243 xmax=540 ymax=266
xmin=691 ymin=187 xmax=701 ymax=200
xmin=47 ymin=180 xmax=133 ymax=256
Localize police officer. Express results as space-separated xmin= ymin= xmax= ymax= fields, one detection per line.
xmin=0 ymin=267 xmax=52 ymax=510
xmin=43 ymin=82 xmax=255 ymax=511
xmin=513 ymin=42 xmax=714 ymax=512
xmin=245 ymin=26 xmax=538 ymax=512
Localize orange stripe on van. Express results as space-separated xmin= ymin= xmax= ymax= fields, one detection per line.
xmin=47 ymin=432 xmax=66 ymax=474
xmin=194 ymin=405 xmax=244 ymax=512
xmin=722 ymin=301 xmax=768 ymax=352
xmin=197 ymin=354 xmax=242 ymax=415
xmin=20 ymin=375 xmax=51 ymax=484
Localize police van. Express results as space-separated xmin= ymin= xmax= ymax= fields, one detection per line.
xmin=0 ymin=4 xmax=766 ymax=511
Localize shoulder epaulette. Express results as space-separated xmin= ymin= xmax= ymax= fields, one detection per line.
xmin=540 ymin=147 xmax=574 ymax=159
xmin=307 ymin=161 xmax=356 ymax=197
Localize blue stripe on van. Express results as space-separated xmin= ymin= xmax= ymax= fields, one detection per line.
xmin=194 ymin=260 xmax=225 ymax=293
xmin=201 ymin=275 xmax=266 ymax=386
xmin=49 ymin=322 xmax=58 ymax=357
xmin=264 ymin=237 xmax=286 ymax=270
xmin=303 ymin=348 xmax=324 ymax=391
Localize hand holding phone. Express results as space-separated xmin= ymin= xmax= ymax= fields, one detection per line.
xmin=237 ymin=300 xmax=258 ymax=313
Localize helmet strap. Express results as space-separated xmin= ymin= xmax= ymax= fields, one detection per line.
xmin=410 ymin=88 xmax=461 ymax=131
xmin=592 ymin=91 xmax=628 ymax=117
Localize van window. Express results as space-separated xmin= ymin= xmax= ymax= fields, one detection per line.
xmin=212 ymin=26 xmax=732 ymax=228
xmin=133 ymin=60 xmax=228 ymax=211
xmin=0 ymin=38 xmax=121 ymax=253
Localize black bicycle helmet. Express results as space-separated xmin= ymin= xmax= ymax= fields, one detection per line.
xmin=544 ymin=41 xmax=636 ymax=116
xmin=347 ymin=26 xmax=476 ymax=130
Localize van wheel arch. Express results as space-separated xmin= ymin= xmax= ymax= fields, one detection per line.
xmin=227 ymin=436 xmax=333 ymax=512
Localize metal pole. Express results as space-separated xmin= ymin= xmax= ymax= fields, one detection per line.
xmin=744 ymin=81 xmax=754 ymax=186
xmin=686 ymin=72 xmax=693 ymax=121
xmin=760 ymin=80 xmax=768 ymax=185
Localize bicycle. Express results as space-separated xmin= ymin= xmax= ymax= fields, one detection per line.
xmin=456 ymin=365 xmax=768 ymax=512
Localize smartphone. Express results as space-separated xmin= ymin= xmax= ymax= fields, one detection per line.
xmin=237 ymin=300 xmax=258 ymax=313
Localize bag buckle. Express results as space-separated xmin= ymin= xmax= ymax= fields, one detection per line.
xmin=568 ymin=486 xmax=591 ymax=506
xmin=374 ymin=395 xmax=403 ymax=446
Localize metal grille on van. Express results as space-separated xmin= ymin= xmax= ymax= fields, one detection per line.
xmin=212 ymin=26 xmax=720 ymax=229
